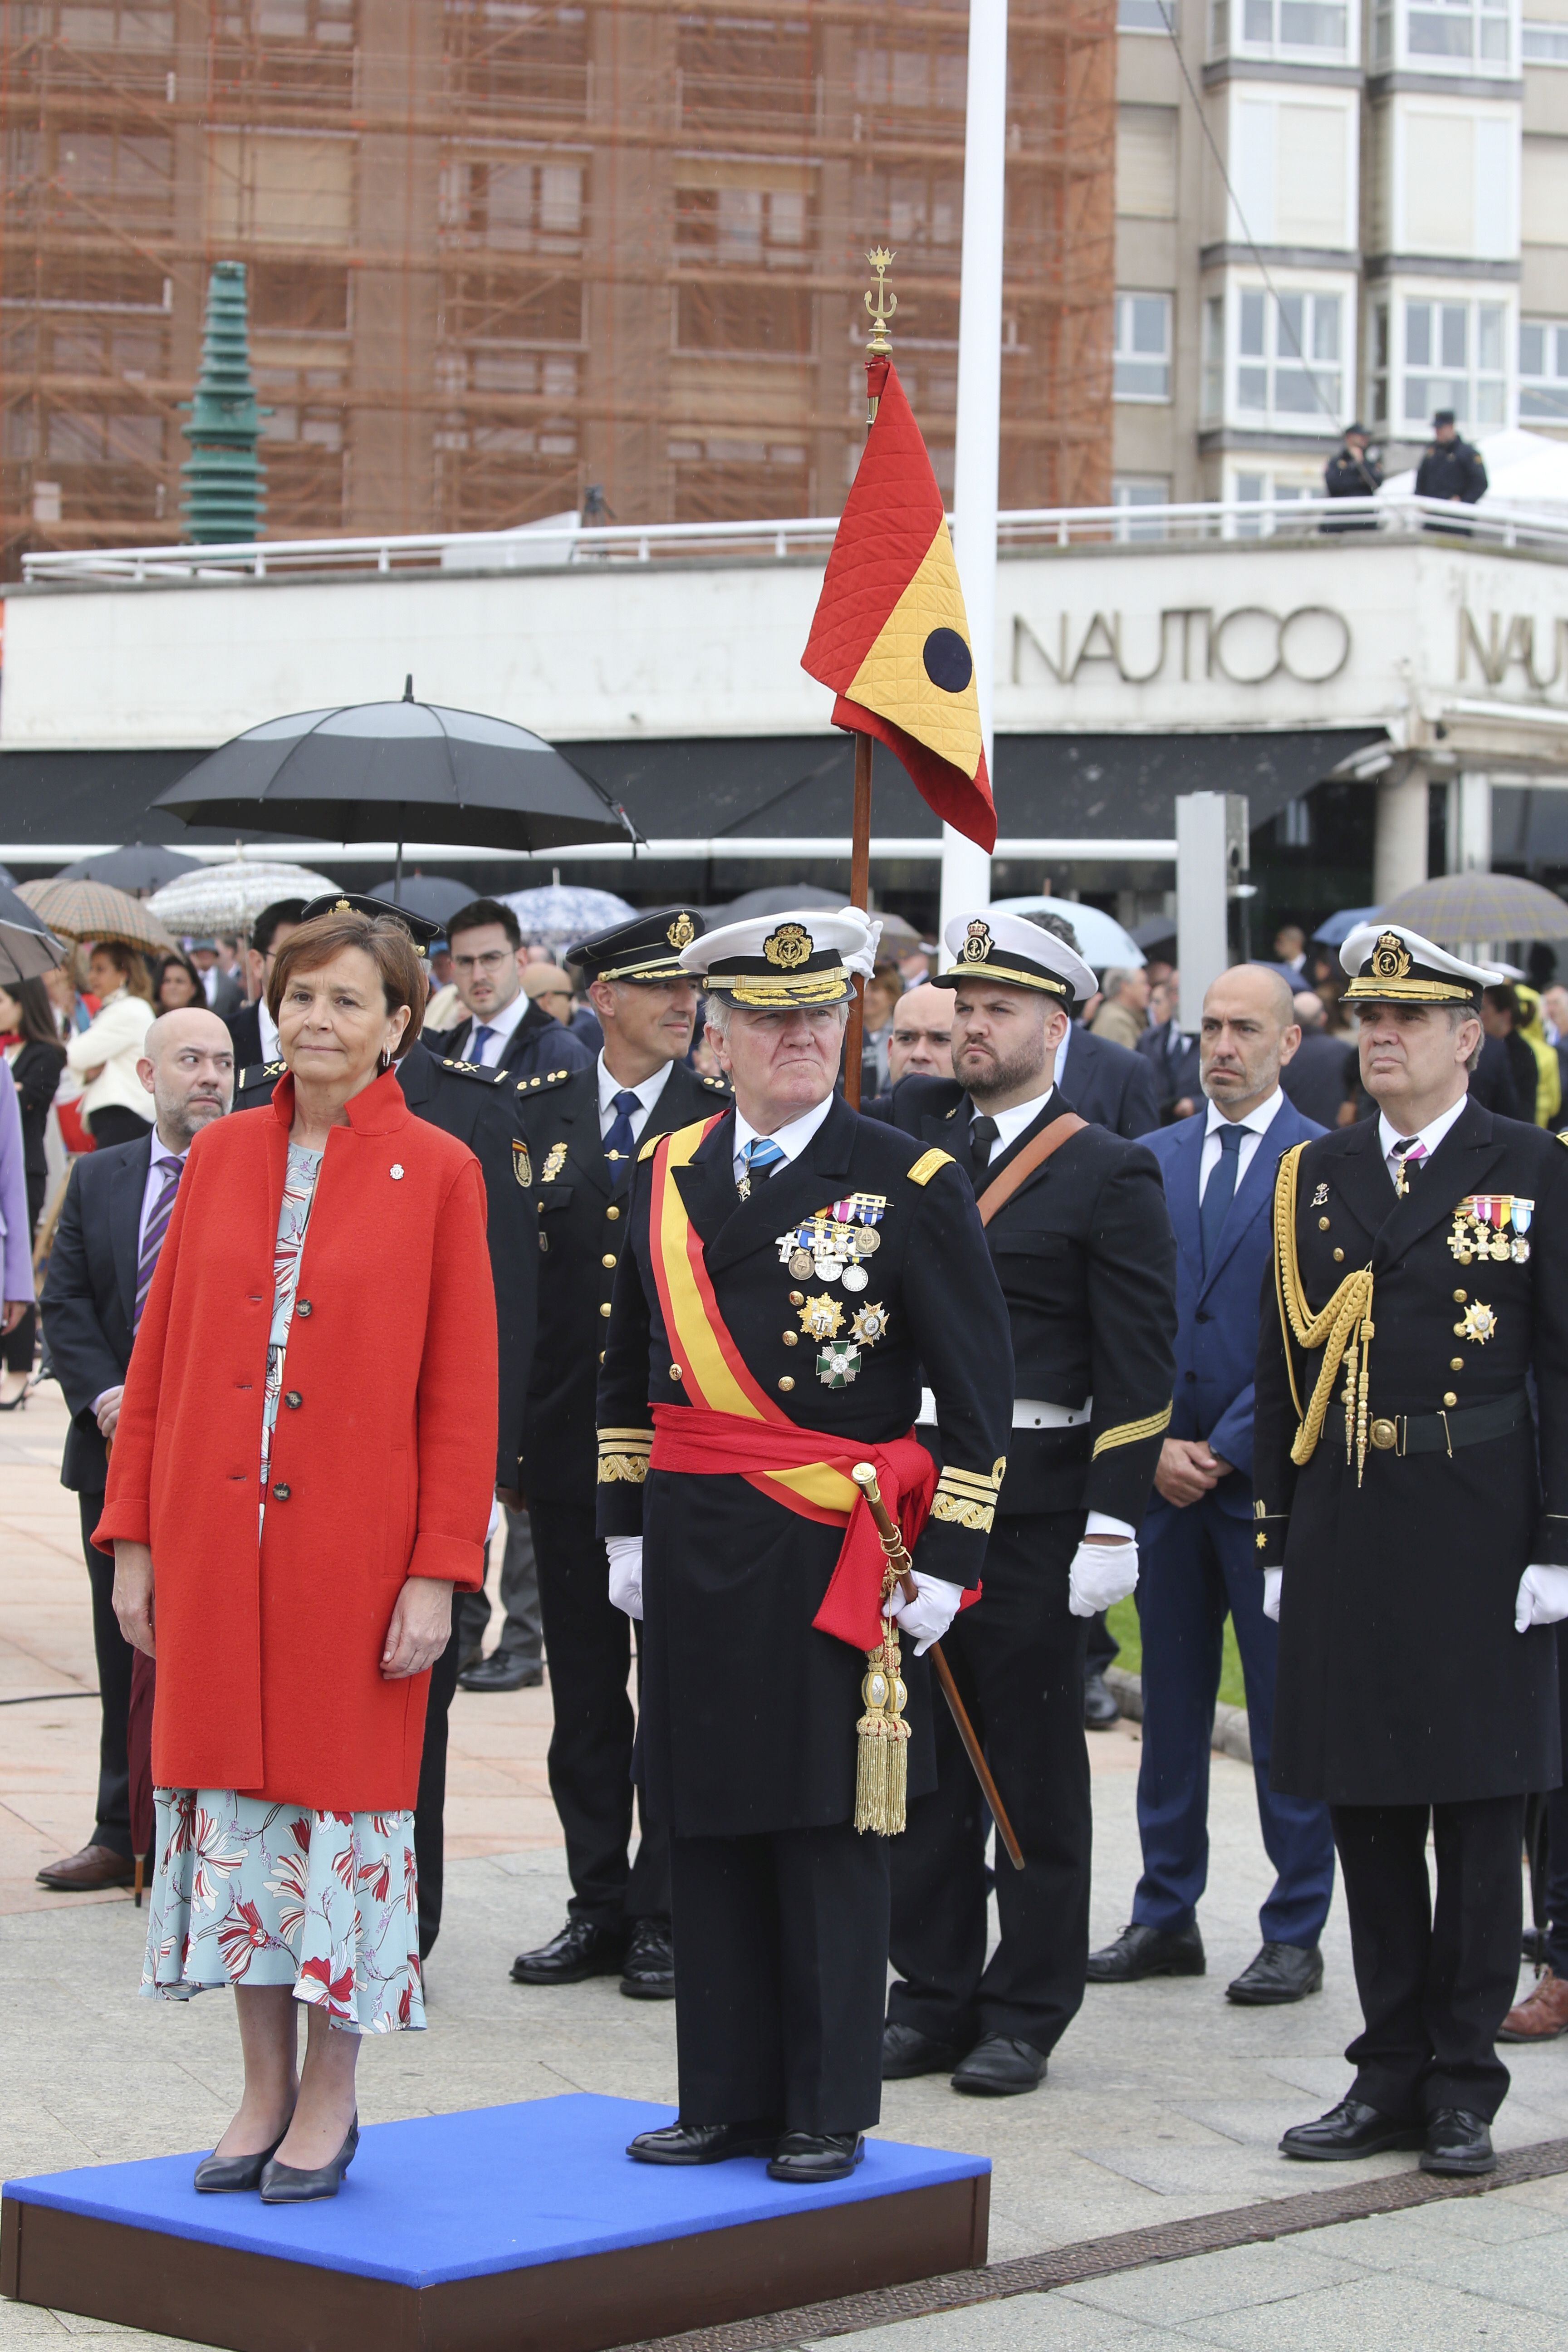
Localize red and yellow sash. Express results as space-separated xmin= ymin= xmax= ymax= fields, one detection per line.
xmin=645 ymin=1117 xmax=935 ymax=1652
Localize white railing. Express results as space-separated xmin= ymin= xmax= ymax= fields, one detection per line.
xmin=19 ymin=492 xmax=1568 ymax=585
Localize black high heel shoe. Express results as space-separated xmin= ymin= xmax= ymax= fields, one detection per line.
xmin=259 ymin=2114 xmax=359 ymax=2204
xmin=193 ymin=2124 xmax=291 ymax=2194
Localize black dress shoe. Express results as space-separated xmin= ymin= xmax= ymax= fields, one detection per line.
xmin=1421 ymin=2107 xmax=1495 ymax=2176
xmin=768 ymin=2131 xmax=864 ymax=2183
xmin=627 ymin=2119 xmax=780 ymax=2165
xmin=1280 ymin=2097 xmax=1425 ymax=2161
xmin=1226 ymin=1941 xmax=1323 ymax=2006
xmin=620 ymin=1917 xmax=675 ymax=2001
xmin=1087 ymin=1920 xmax=1205 ymax=1982
xmin=511 ymin=1918 xmax=625 ymax=1985
xmin=459 ymin=1652 xmax=544 ymax=1692
xmin=882 ymin=2022 xmax=965 ymax=2079
xmin=1083 ymin=1671 xmax=1121 ymax=1730
xmin=259 ymin=2117 xmax=358 ymax=2205
xmin=194 ymin=2127 xmax=290 ymax=2193
xmin=951 ymin=2035 xmax=1046 ymax=2097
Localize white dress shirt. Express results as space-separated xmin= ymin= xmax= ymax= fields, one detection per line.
xmin=596 ymin=1054 xmax=673 ymax=1144
xmin=970 ymin=1085 xmax=1055 ymax=1162
xmin=730 ymin=1092 xmax=834 ymax=1180
xmin=1376 ymin=1093 xmax=1469 ymax=1187
xmin=257 ymin=997 xmax=280 ymax=1062
xmin=462 ymin=986 xmax=529 ymax=1067
xmin=1197 ymin=1088 xmax=1286 ymax=1201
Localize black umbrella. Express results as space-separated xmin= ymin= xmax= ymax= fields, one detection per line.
xmin=57 ymin=842 xmax=203 ymax=894
xmin=364 ymin=874 xmax=476 ymax=926
xmin=153 ymin=681 xmax=639 ymax=888
xmin=0 ymin=881 xmax=65 ymax=986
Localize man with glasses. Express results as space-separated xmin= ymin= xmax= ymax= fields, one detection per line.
xmin=426 ymin=898 xmax=591 ymax=1085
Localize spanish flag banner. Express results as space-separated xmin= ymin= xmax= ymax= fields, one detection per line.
xmin=802 ymin=358 xmax=996 ymax=854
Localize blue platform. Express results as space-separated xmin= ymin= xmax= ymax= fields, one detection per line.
xmin=2 ymin=2094 xmax=991 ymax=2342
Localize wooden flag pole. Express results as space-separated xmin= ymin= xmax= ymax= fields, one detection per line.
xmin=843 ymin=248 xmax=896 ymax=1113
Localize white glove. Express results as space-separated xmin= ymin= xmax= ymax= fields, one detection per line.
xmin=1515 ymin=1563 xmax=1568 ymax=1633
xmin=840 ymin=908 xmax=885 ymax=982
xmin=1262 ymin=1568 xmax=1283 ymax=1623
xmin=1068 ymin=1537 xmax=1139 ymax=1619
xmin=883 ymin=1571 xmax=962 ymax=1656
xmin=606 ymin=1534 xmax=644 ymax=1622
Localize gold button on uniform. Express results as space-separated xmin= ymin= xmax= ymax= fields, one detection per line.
xmin=1451 ymin=1357 xmax=1465 ymax=1371
xmin=670 ymin=1365 xmax=682 ymax=1382
xmin=778 ymin=1376 xmax=795 ymax=1392
xmin=1318 ymin=1215 xmax=1330 ymax=1230
xmin=606 ymin=1205 xmax=621 ymax=1222
xmin=599 ymin=1301 xmax=612 ymax=1318
xmin=1454 ymin=1288 xmax=1467 ymax=1302
xmin=602 ymin=1253 xmax=617 ymax=1268
xmin=1333 ymin=1247 xmax=1344 ymax=1262
xmin=789 ymin=1290 xmax=804 ymax=1307
xmin=782 ymin=1330 xmax=798 ymax=1346
xmin=1443 ymin=1391 xmax=1458 ymax=1406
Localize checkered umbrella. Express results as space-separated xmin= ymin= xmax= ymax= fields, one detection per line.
xmin=0 ymin=880 xmax=64 ymax=985
xmin=15 ymin=877 xmax=176 ymax=953
xmin=1380 ymin=873 xmax=1568 ymax=944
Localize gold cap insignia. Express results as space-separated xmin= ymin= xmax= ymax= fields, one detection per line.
xmin=667 ymin=912 xmax=696 ymax=951
xmin=764 ymin=921 xmax=813 ymax=970
xmin=960 ymin=919 xmax=992 ymax=965
xmin=1371 ymin=931 xmax=1412 ymax=982
xmin=334 ymin=897 xmax=352 ymax=913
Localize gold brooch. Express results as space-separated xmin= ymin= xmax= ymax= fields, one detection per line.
xmin=541 ymin=1142 xmax=568 ymax=1182
xmin=1455 ymin=1299 xmax=1498 ymax=1344
xmin=764 ymin=921 xmax=812 ymax=970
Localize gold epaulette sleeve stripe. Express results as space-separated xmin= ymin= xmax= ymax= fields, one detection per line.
xmin=936 ymin=1465 xmax=1002 ymax=1496
xmin=598 ymin=1428 xmax=653 ymax=1446
xmin=638 ymin=1133 xmax=661 ymax=1161
xmin=1090 ymin=1403 xmax=1173 ymax=1459
xmin=907 ymin=1148 xmax=954 ymax=1187
xmin=930 ymin=1490 xmax=995 ymax=1531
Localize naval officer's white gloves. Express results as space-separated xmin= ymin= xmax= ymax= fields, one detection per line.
xmin=1263 ymin=1568 xmax=1284 ymax=1622
xmin=1515 ymin=1564 xmax=1568 ymax=1633
xmin=606 ymin=1535 xmax=644 ymax=1621
xmin=884 ymin=1572 xmax=963 ymax=1656
xmin=1068 ymin=1536 xmax=1139 ymax=1618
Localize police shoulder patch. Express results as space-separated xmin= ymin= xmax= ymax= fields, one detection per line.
xmin=906 ymin=1147 xmax=955 ymax=1186
xmin=441 ymin=1057 xmax=509 ymax=1087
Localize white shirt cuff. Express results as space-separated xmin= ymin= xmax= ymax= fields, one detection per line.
xmin=1085 ymin=1511 xmax=1136 ymax=1540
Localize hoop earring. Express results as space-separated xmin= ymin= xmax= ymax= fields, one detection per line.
xmin=378 ymin=1047 xmax=393 ymax=1073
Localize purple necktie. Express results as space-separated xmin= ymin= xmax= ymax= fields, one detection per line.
xmin=134 ymin=1156 xmax=186 ymax=1332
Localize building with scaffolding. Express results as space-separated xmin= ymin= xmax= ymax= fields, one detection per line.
xmin=0 ymin=0 xmax=1117 ymax=570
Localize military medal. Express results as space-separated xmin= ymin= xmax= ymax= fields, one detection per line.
xmin=541 ymin=1142 xmax=568 ymax=1183
xmin=842 ymin=1263 xmax=869 ymax=1292
xmin=799 ymin=1294 xmax=844 ymax=1341
xmin=850 ymin=1301 xmax=891 ymax=1344
xmin=1455 ymin=1299 xmax=1498 ymax=1344
xmin=789 ymin=1246 xmax=815 ymax=1278
xmin=1448 ymin=1194 xmax=1532 ymax=1264
xmin=817 ymin=1342 xmax=862 ymax=1386
xmin=777 ymin=1193 xmax=889 ymax=1287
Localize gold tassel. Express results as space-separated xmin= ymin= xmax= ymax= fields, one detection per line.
xmin=854 ymin=1620 xmax=911 ymax=1836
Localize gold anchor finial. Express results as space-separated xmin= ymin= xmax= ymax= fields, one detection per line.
xmin=864 ymin=247 xmax=896 ymax=359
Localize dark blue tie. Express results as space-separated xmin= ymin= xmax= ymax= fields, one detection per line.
xmin=603 ymin=1088 xmax=641 ymax=1171
xmin=1200 ymin=1122 xmax=1245 ymax=1271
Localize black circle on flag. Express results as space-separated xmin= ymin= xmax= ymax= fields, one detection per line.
xmin=922 ymin=627 xmax=974 ymax=694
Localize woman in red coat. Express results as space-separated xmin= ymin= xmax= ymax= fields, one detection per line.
xmin=100 ymin=907 xmax=496 ymax=2205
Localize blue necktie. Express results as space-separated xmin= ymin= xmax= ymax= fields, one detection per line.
xmin=738 ymin=1136 xmax=786 ymax=1196
xmin=1200 ymin=1122 xmax=1245 ymax=1271
xmin=603 ymin=1088 xmax=642 ymax=1171
xmin=470 ymin=1023 xmax=495 ymax=1063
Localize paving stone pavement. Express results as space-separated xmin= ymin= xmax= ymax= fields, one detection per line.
xmin=5 ymin=1391 xmax=1568 ymax=2345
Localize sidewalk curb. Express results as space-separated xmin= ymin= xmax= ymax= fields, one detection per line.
xmin=1105 ymin=1665 xmax=1253 ymax=1766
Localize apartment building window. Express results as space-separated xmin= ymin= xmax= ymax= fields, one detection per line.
xmin=1119 ymin=0 xmax=1176 ymax=26
xmin=1236 ymin=288 xmax=1341 ymax=426
xmin=1111 ymin=477 xmax=1171 ymax=538
xmin=1113 ymin=293 xmax=1172 ymax=400
xmin=1228 ymin=468 xmax=1317 ymax=535
xmin=1211 ymin=0 xmax=1350 ymax=59
xmin=1403 ymin=297 xmax=1508 ymax=426
xmin=1520 ymin=319 xmax=1568 ymax=419
xmin=1377 ymin=0 xmax=1512 ymax=69
xmin=1523 ymin=18 xmax=1568 ymax=56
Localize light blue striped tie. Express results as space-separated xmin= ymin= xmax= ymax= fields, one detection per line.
xmin=739 ymin=1136 xmax=786 ymax=1194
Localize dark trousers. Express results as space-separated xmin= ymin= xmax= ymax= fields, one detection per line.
xmin=1544 ymin=1620 xmax=1568 ymax=1978
xmin=1084 ymin=1612 xmax=1117 ymax=1678
xmin=413 ymin=1622 xmax=463 ymax=1960
xmin=80 ymin=1492 xmax=133 ymax=1859
xmin=455 ymin=1502 xmax=542 ymax=1666
xmin=532 ymin=1497 xmax=669 ymax=1928
xmin=670 ymin=1823 xmax=887 ymax=2135
xmin=888 ymin=1510 xmax=1090 ymax=2057
xmin=1332 ymin=1795 xmax=1523 ymax=2122
xmin=1133 ymin=1495 xmax=1335 ymax=1948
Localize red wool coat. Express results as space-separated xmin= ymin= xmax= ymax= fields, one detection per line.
xmin=96 ymin=1069 xmax=497 ymax=1812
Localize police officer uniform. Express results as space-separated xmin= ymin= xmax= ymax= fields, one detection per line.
xmin=1259 ymin=923 xmax=1568 ymax=2175
xmin=507 ymin=908 xmax=730 ymax=1999
xmin=596 ymin=908 xmax=1013 ymax=2180
xmin=881 ymin=910 xmax=1179 ymax=2093
xmin=235 ymin=892 xmax=539 ymax=1957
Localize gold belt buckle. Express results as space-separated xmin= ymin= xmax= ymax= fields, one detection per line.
xmin=1370 ymin=1417 xmax=1398 ymax=1452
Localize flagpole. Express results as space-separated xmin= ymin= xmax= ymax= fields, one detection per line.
xmin=942 ymin=0 xmax=1007 ymax=940
xmin=843 ymin=252 xmax=895 ymax=1111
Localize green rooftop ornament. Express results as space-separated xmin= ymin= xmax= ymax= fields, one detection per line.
xmin=180 ymin=260 xmax=267 ymax=543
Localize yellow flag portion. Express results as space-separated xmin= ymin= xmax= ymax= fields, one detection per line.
xmin=844 ymin=519 xmax=984 ymax=778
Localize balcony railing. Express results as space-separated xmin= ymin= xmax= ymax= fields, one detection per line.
xmin=20 ymin=493 xmax=1568 ymax=585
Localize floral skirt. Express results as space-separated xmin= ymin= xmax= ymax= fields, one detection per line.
xmin=141 ymin=1788 xmax=425 ymax=2036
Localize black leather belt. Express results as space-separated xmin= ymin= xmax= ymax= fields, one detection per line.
xmin=1328 ymin=1392 xmax=1529 ymax=1459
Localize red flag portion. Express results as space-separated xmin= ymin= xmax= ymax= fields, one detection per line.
xmin=802 ymin=358 xmax=996 ymax=853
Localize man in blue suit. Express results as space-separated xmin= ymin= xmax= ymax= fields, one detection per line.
xmin=1088 ymin=964 xmax=1336 ymax=2003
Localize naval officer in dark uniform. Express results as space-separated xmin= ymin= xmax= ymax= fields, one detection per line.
xmin=234 ymin=892 xmax=538 ymax=1957
xmin=880 ymin=909 xmax=1179 ymax=2094
xmin=597 ymin=907 xmax=1014 ymax=2181
xmin=1259 ymin=921 xmax=1568 ymax=2178
xmin=506 ymin=908 xmax=729 ymax=2001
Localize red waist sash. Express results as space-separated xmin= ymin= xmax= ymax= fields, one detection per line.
xmin=649 ymin=1401 xmax=935 ymax=1653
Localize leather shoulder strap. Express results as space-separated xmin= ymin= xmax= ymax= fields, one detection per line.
xmin=977 ymin=1113 xmax=1088 ymax=1225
